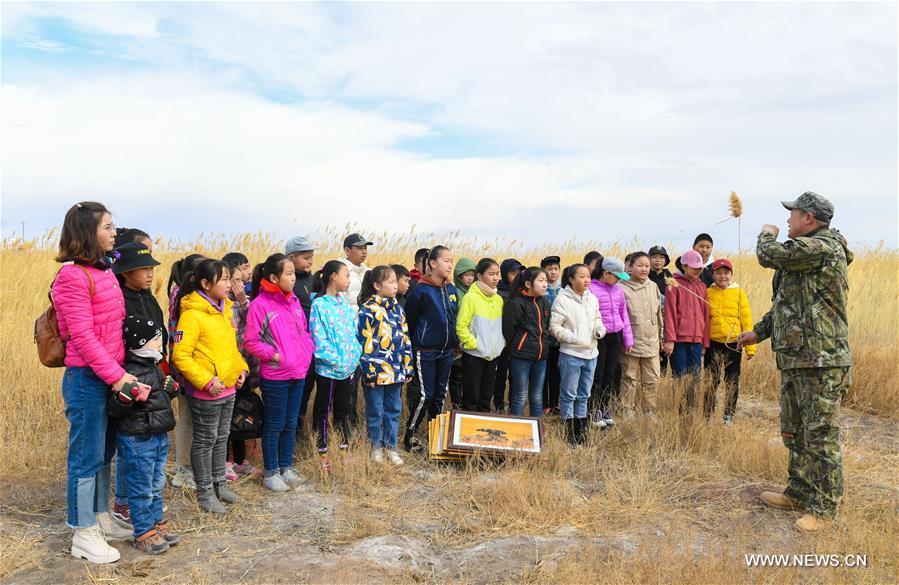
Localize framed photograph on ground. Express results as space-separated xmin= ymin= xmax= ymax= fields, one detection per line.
xmin=446 ymin=411 xmax=544 ymax=454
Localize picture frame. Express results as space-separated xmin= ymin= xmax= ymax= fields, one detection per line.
xmin=445 ymin=410 xmax=544 ymax=454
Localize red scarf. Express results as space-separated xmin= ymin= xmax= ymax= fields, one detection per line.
xmin=261 ymin=278 xmax=291 ymax=298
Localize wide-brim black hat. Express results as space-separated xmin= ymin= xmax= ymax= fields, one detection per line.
xmin=648 ymin=245 xmax=670 ymax=267
xmin=112 ymin=242 xmax=160 ymax=274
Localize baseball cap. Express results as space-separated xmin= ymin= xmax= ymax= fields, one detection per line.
xmin=710 ymin=258 xmax=733 ymax=273
xmin=285 ymin=236 xmax=315 ymax=255
xmin=343 ymin=233 xmax=373 ymax=249
xmin=681 ymin=249 xmax=705 ymax=269
xmin=601 ymin=257 xmax=630 ymax=281
xmin=781 ymin=191 xmax=834 ymax=222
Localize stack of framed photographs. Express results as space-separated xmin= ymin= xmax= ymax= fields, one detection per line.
xmin=428 ymin=410 xmax=544 ymax=461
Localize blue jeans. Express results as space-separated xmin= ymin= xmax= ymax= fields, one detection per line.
xmin=406 ymin=350 xmax=454 ymax=435
xmin=364 ymin=383 xmax=403 ymax=448
xmin=116 ymin=432 xmax=168 ymax=538
xmin=670 ymin=342 xmax=703 ymax=378
xmin=114 ymin=452 xmax=127 ymax=507
xmin=558 ymin=353 xmax=597 ymax=420
xmin=260 ymin=378 xmax=304 ymax=473
xmin=62 ymin=367 xmax=116 ymax=528
xmin=509 ymin=358 xmax=547 ymax=417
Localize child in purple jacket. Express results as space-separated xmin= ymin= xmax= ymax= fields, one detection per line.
xmin=587 ymin=257 xmax=634 ymax=427
xmin=244 ymin=254 xmax=314 ymax=492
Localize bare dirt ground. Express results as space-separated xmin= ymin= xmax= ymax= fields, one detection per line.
xmin=1 ymin=395 xmax=896 ymax=585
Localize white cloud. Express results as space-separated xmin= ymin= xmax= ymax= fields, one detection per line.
xmin=0 ymin=2 xmax=895 ymax=248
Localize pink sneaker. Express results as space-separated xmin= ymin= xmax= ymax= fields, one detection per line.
xmin=225 ymin=461 xmax=239 ymax=482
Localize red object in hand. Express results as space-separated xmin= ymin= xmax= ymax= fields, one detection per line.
xmin=129 ymin=382 xmax=152 ymax=402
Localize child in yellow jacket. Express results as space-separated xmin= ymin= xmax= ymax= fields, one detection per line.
xmin=171 ymin=259 xmax=248 ymax=514
xmin=704 ymin=259 xmax=755 ymax=425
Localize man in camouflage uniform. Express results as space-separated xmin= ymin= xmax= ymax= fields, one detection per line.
xmin=738 ymin=192 xmax=852 ymax=533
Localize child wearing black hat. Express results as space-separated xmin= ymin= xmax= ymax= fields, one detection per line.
xmin=111 ymin=241 xmax=166 ymax=527
xmin=647 ymin=246 xmax=673 ymax=375
xmin=114 ymin=242 xmax=167 ymax=357
xmin=107 ymin=316 xmax=181 ymax=556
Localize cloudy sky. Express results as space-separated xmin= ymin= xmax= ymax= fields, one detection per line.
xmin=2 ymin=1 xmax=896 ymax=250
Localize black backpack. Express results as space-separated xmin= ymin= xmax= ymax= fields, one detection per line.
xmin=230 ymin=388 xmax=263 ymax=441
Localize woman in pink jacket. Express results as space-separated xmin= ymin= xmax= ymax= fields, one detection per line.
xmin=587 ymin=257 xmax=634 ymax=428
xmin=243 ymin=254 xmax=314 ymax=492
xmin=52 ymin=202 xmax=135 ymax=564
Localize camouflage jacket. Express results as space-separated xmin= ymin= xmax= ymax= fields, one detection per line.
xmin=752 ymin=227 xmax=852 ymax=370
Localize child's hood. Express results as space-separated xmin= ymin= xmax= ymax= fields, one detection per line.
xmin=453 ymin=258 xmax=476 ymax=279
xmin=621 ymin=278 xmax=651 ymax=292
xmin=453 ymin=258 xmax=477 ymax=291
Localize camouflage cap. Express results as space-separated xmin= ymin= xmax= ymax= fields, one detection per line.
xmin=781 ymin=191 xmax=834 ymax=222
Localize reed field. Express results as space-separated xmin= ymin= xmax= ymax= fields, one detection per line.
xmin=0 ymin=226 xmax=897 ymax=584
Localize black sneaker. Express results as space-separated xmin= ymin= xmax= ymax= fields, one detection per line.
xmin=403 ymin=434 xmax=425 ymax=453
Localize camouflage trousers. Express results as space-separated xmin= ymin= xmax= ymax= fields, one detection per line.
xmin=780 ymin=366 xmax=851 ymax=519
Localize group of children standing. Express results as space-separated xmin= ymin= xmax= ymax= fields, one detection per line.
xmin=52 ymin=200 xmax=756 ymax=565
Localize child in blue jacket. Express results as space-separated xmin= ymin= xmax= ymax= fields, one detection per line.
xmin=309 ymin=260 xmax=362 ymax=455
xmin=401 ymin=246 xmax=459 ymax=452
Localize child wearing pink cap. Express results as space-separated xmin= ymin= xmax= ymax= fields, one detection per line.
xmin=662 ymin=249 xmax=710 ymax=410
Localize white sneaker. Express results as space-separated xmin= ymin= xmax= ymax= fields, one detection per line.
xmin=280 ymin=468 xmax=306 ymax=487
xmin=386 ymin=450 xmax=404 ymax=466
xmin=97 ymin=512 xmax=133 ymax=541
xmin=370 ymin=449 xmax=384 ymax=464
xmin=72 ymin=525 xmax=121 ymax=564
xmin=263 ymin=473 xmax=289 ymax=492
xmin=590 ymin=412 xmax=607 ymax=428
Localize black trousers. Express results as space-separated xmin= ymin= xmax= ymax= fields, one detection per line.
xmin=542 ymin=344 xmax=561 ymax=410
xmin=230 ymin=439 xmax=246 ymax=462
xmin=312 ymin=374 xmax=353 ymax=452
xmin=297 ymin=359 xmax=317 ymax=433
xmin=449 ymin=359 xmax=464 ymax=409
xmin=348 ymin=367 xmax=361 ymax=428
xmin=589 ymin=331 xmax=621 ymax=413
xmin=492 ymin=349 xmax=511 ymax=412
xmin=703 ymin=340 xmax=742 ymax=417
xmin=462 ymin=353 xmax=498 ymax=412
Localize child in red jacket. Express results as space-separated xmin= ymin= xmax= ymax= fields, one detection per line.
xmin=663 ymin=250 xmax=710 ymax=410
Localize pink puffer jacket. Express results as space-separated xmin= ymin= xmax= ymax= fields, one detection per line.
xmin=52 ymin=263 xmax=126 ymax=385
xmin=588 ymin=279 xmax=634 ymax=350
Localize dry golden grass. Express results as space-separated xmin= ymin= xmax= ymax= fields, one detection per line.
xmin=0 ymin=227 xmax=896 ymax=584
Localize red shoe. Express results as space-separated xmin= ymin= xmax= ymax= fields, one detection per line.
xmin=111 ymin=503 xmax=132 ymax=528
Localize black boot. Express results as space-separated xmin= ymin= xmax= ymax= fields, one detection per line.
xmin=565 ymin=418 xmax=577 ymax=446
xmin=576 ymin=418 xmax=589 ymax=444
